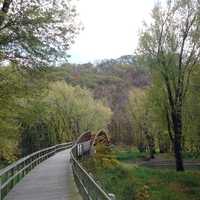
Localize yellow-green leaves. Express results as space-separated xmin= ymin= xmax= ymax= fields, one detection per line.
xmin=46 ymin=81 xmax=112 ymax=141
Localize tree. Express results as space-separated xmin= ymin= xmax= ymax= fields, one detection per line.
xmin=137 ymin=0 xmax=200 ymax=171
xmin=46 ymin=81 xmax=112 ymax=141
xmin=127 ymin=88 xmax=156 ymax=159
xmin=0 ymin=64 xmax=47 ymax=161
xmin=183 ymin=66 xmax=200 ymax=156
xmin=19 ymin=96 xmax=52 ymax=155
xmin=0 ymin=0 xmax=80 ymax=66
xmin=147 ymin=77 xmax=172 ymax=153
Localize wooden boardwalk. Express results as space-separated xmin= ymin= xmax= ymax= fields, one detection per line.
xmin=5 ymin=149 xmax=82 ymax=200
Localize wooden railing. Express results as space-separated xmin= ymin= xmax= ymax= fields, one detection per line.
xmin=0 ymin=139 xmax=116 ymax=200
xmin=0 ymin=142 xmax=73 ymax=200
xmin=71 ymin=146 xmax=115 ymax=200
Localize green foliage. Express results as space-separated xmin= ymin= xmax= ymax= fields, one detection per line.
xmin=183 ymin=67 xmax=200 ymax=154
xmin=20 ymin=81 xmax=112 ymax=155
xmin=0 ymin=0 xmax=80 ymax=66
xmin=20 ymin=97 xmax=53 ymax=155
xmin=0 ymin=66 xmax=24 ymax=161
xmin=82 ymin=150 xmax=136 ymax=200
xmin=46 ymin=81 xmax=112 ymax=141
xmin=84 ymin=149 xmax=200 ymax=200
xmin=95 ymin=143 xmax=111 ymax=155
xmin=137 ymin=0 xmax=200 ymax=171
xmin=127 ymin=88 xmax=148 ymax=144
xmin=40 ymin=60 xmax=149 ymax=146
xmin=0 ymin=63 xmax=113 ymax=164
xmin=127 ymin=88 xmax=156 ymax=157
xmin=0 ymin=65 xmax=48 ymax=160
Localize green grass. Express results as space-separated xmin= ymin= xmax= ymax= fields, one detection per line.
xmin=128 ymin=165 xmax=200 ymax=200
xmin=82 ymin=157 xmax=136 ymax=200
xmin=112 ymin=147 xmax=149 ymax=162
xmin=112 ymin=146 xmax=200 ymax=162
xmin=83 ymin=149 xmax=200 ymax=200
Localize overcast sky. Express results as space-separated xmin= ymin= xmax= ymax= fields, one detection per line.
xmin=68 ymin=0 xmax=159 ymax=64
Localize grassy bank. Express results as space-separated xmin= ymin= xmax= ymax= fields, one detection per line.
xmin=82 ymin=147 xmax=200 ymax=200
xmin=112 ymin=147 xmax=200 ymax=162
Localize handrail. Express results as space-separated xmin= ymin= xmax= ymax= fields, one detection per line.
xmin=70 ymin=145 xmax=114 ymax=200
xmin=0 ymin=142 xmax=73 ymax=200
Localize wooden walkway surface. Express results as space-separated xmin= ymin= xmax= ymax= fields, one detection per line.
xmin=5 ymin=149 xmax=82 ymax=200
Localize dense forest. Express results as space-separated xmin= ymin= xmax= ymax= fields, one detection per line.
xmin=0 ymin=54 xmax=147 ymax=164
xmin=1 ymin=52 xmax=200 ymax=167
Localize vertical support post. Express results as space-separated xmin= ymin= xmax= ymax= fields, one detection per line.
xmin=21 ymin=162 xmax=24 ymax=178
xmin=108 ymin=193 xmax=116 ymax=200
xmin=37 ymin=153 xmax=39 ymax=166
xmin=38 ymin=152 xmax=41 ymax=164
xmin=55 ymin=146 xmax=57 ymax=154
xmin=11 ymin=168 xmax=14 ymax=189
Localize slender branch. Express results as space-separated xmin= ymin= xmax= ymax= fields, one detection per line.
xmin=165 ymin=105 xmax=174 ymax=142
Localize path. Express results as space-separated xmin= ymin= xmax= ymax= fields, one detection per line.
xmin=5 ymin=149 xmax=82 ymax=200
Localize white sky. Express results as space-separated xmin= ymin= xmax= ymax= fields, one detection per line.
xmin=69 ymin=0 xmax=159 ymax=64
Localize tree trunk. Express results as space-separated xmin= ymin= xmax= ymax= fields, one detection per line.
xmin=174 ymin=135 xmax=184 ymax=171
xmin=143 ymin=126 xmax=155 ymax=159
xmin=172 ymin=109 xmax=184 ymax=171
xmin=0 ymin=0 xmax=12 ymax=26
xmin=148 ymin=136 xmax=156 ymax=159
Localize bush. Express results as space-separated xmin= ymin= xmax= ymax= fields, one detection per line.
xmin=82 ymin=148 xmax=136 ymax=200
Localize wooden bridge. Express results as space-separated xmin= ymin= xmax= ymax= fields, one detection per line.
xmin=0 ymin=131 xmax=114 ymax=200
xmin=5 ymin=149 xmax=81 ymax=200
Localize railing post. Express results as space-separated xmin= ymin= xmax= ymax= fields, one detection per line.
xmin=22 ymin=161 xmax=25 ymax=177
xmin=108 ymin=193 xmax=116 ymax=200
xmin=37 ymin=153 xmax=39 ymax=166
xmin=11 ymin=168 xmax=14 ymax=189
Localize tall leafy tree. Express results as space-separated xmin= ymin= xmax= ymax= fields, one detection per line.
xmin=127 ymin=88 xmax=156 ymax=158
xmin=46 ymin=82 xmax=113 ymax=141
xmin=0 ymin=64 xmax=47 ymax=161
xmin=137 ymin=0 xmax=200 ymax=171
xmin=0 ymin=0 xmax=80 ymax=66
xmin=183 ymin=67 xmax=200 ymax=156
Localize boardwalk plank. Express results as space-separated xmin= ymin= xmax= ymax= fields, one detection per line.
xmin=5 ymin=149 xmax=82 ymax=200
